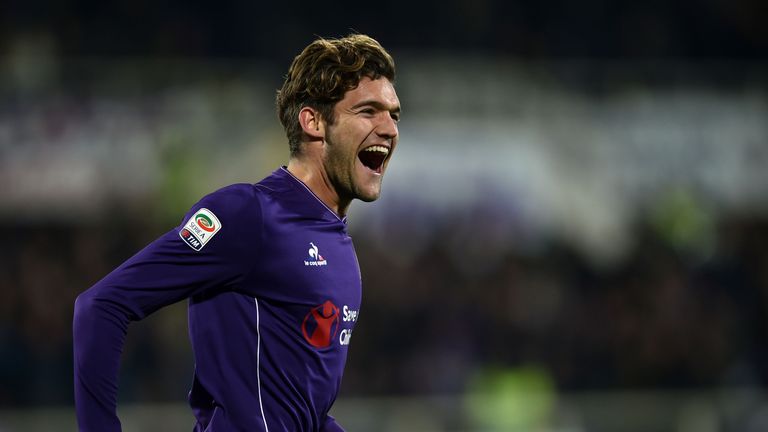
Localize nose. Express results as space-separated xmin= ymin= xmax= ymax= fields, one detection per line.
xmin=376 ymin=113 xmax=398 ymax=141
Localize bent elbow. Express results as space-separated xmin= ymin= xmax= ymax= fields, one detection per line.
xmin=73 ymin=289 xmax=96 ymax=325
xmin=73 ymin=289 xmax=100 ymax=343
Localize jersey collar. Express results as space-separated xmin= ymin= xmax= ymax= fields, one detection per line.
xmin=278 ymin=167 xmax=348 ymax=225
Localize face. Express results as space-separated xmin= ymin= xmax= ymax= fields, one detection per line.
xmin=322 ymin=76 xmax=401 ymax=203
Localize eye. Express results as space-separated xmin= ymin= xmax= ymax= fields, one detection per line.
xmin=390 ymin=112 xmax=400 ymax=122
xmin=359 ymin=108 xmax=376 ymax=116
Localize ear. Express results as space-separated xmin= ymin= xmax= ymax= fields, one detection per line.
xmin=298 ymin=107 xmax=325 ymax=141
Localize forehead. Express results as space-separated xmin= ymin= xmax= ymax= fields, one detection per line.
xmin=338 ymin=77 xmax=400 ymax=109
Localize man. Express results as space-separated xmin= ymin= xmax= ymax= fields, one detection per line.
xmin=73 ymin=34 xmax=401 ymax=431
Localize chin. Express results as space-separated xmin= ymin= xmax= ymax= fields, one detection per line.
xmin=352 ymin=177 xmax=383 ymax=202
xmin=356 ymin=191 xmax=381 ymax=202
xmin=355 ymin=187 xmax=382 ymax=202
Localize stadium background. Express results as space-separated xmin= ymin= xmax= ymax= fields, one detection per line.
xmin=1 ymin=1 xmax=767 ymax=430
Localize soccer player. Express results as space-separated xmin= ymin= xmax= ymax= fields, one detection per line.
xmin=73 ymin=34 xmax=400 ymax=432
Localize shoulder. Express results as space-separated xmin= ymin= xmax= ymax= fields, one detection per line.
xmin=179 ymin=183 xmax=264 ymax=253
xmin=200 ymin=183 xmax=262 ymax=207
xmin=194 ymin=183 xmax=263 ymax=216
xmin=184 ymin=183 xmax=264 ymax=233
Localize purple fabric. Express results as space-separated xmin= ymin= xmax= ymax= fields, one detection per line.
xmin=74 ymin=168 xmax=358 ymax=431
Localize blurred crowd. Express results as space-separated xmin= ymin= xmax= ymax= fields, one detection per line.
xmin=2 ymin=206 xmax=767 ymax=406
xmin=346 ymin=212 xmax=768 ymax=396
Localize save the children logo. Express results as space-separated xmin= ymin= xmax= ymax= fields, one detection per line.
xmin=304 ymin=242 xmax=328 ymax=266
xmin=302 ymin=300 xmax=340 ymax=348
xmin=179 ymin=208 xmax=222 ymax=251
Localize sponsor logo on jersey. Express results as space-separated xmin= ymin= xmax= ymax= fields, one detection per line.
xmin=339 ymin=305 xmax=358 ymax=346
xmin=179 ymin=208 xmax=222 ymax=251
xmin=301 ymin=302 xmax=359 ymax=348
xmin=302 ymin=300 xmax=340 ymax=348
xmin=304 ymin=242 xmax=328 ymax=266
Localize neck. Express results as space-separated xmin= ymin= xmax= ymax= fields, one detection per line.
xmin=286 ymin=158 xmax=351 ymax=217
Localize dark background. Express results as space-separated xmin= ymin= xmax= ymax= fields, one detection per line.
xmin=2 ymin=0 xmax=766 ymax=59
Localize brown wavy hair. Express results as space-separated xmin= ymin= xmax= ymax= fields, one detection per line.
xmin=276 ymin=34 xmax=396 ymax=156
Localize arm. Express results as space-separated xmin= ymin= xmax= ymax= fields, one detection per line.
xmin=73 ymin=186 xmax=257 ymax=431
xmin=73 ymin=290 xmax=130 ymax=431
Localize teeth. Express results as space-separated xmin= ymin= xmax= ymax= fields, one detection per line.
xmin=362 ymin=145 xmax=389 ymax=155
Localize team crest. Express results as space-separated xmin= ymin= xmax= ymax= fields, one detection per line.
xmin=179 ymin=208 xmax=222 ymax=251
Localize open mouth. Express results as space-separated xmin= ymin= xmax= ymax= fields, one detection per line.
xmin=358 ymin=145 xmax=390 ymax=173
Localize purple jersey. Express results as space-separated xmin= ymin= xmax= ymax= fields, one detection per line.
xmin=73 ymin=168 xmax=361 ymax=431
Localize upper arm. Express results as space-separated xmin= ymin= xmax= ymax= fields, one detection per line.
xmin=82 ymin=184 xmax=261 ymax=320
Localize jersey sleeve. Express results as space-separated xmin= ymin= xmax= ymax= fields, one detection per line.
xmin=73 ymin=184 xmax=261 ymax=431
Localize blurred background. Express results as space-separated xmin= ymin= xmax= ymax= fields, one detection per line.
xmin=1 ymin=0 xmax=768 ymax=431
